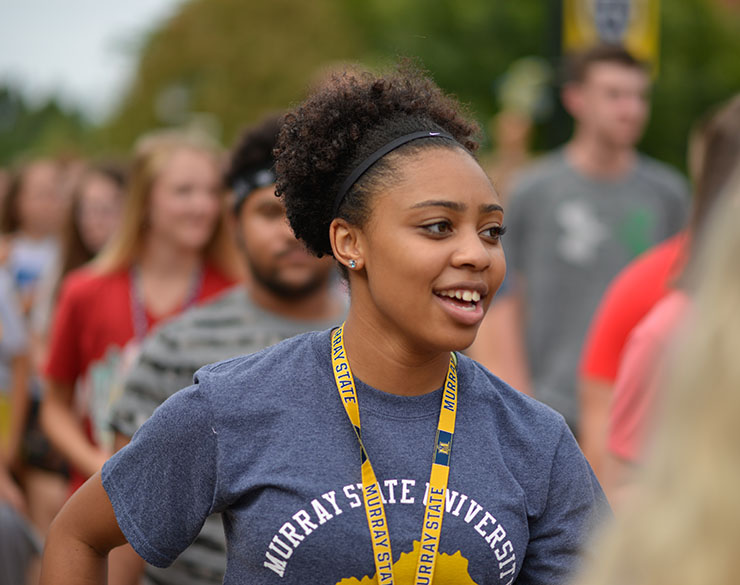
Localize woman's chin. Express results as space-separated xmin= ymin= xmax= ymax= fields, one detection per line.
xmin=428 ymin=328 xmax=480 ymax=354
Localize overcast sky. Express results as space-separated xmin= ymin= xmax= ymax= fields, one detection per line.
xmin=0 ymin=0 xmax=189 ymax=121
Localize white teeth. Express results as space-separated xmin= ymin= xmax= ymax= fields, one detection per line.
xmin=437 ymin=289 xmax=482 ymax=303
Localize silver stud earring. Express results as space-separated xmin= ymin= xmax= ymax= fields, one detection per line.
xmin=348 ymin=259 xmax=357 ymax=269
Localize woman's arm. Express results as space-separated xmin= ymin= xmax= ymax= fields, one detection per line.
xmin=6 ymin=353 xmax=30 ymax=465
xmin=41 ymin=472 xmax=128 ymax=585
xmin=106 ymin=433 xmax=146 ymax=585
xmin=41 ymin=380 xmax=109 ymax=478
xmin=47 ymin=372 xmax=222 ymax=585
xmin=578 ymin=376 xmax=612 ymax=480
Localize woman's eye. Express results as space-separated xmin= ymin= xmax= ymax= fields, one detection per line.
xmin=422 ymin=221 xmax=453 ymax=235
xmin=481 ymin=225 xmax=507 ymax=242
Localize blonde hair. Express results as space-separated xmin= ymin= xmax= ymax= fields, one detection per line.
xmin=576 ymin=173 xmax=740 ymax=585
xmin=94 ymin=129 xmax=240 ymax=278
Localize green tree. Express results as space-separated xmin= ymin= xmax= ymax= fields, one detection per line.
xmin=101 ymin=0 xmax=366 ymax=151
xmin=0 ymin=84 xmax=89 ymax=166
xmin=643 ymin=2 xmax=740 ymax=170
xmin=345 ymin=0 xmax=550 ymax=138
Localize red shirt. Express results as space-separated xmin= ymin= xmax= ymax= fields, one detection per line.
xmin=608 ymin=290 xmax=690 ymax=462
xmin=579 ymin=233 xmax=686 ymax=382
xmin=44 ymin=263 xmax=235 ymax=489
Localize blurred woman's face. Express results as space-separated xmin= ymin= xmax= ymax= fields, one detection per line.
xmin=19 ymin=160 xmax=65 ymax=236
xmin=77 ymin=172 xmax=123 ymax=253
xmin=147 ymin=148 xmax=222 ymax=253
xmin=352 ymin=147 xmax=506 ymax=354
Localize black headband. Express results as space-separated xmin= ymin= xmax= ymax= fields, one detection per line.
xmin=332 ymin=130 xmax=456 ymax=217
xmin=232 ymin=168 xmax=277 ymax=212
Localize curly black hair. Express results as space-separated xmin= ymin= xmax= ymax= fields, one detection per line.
xmin=225 ymin=113 xmax=283 ymax=190
xmin=274 ymin=63 xmax=480 ymax=257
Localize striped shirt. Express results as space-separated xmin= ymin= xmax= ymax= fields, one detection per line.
xmin=110 ymin=285 xmax=344 ymax=585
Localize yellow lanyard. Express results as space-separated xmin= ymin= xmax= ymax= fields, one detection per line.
xmin=331 ymin=324 xmax=458 ymax=585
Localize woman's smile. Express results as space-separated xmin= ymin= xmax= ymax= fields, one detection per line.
xmin=433 ymin=283 xmax=488 ymax=324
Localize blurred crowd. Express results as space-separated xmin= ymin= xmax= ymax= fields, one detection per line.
xmin=1 ymin=42 xmax=739 ymax=585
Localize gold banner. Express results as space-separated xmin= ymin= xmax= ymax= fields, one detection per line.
xmin=563 ymin=0 xmax=660 ymax=69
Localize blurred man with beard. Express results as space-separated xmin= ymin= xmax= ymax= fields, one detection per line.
xmin=107 ymin=115 xmax=345 ymax=585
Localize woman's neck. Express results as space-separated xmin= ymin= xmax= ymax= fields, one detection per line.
xmin=340 ymin=308 xmax=451 ymax=397
xmin=135 ymin=234 xmax=204 ymax=318
xmin=137 ymin=233 xmax=203 ymax=278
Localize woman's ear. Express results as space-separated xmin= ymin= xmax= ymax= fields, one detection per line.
xmin=329 ymin=218 xmax=365 ymax=271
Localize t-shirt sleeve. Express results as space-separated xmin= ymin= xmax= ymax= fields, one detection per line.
xmin=101 ymin=377 xmax=220 ymax=568
xmin=44 ymin=275 xmax=82 ymax=384
xmin=517 ymin=425 xmax=610 ymax=584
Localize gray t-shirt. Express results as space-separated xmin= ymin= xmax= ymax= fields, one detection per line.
xmin=103 ymin=330 xmax=608 ymax=585
xmin=504 ymin=149 xmax=689 ymax=428
xmin=110 ymin=286 xmax=345 ymax=585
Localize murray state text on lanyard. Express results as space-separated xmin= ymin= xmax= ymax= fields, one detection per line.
xmin=331 ymin=324 xmax=459 ymax=585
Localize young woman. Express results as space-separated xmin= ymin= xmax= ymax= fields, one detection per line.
xmin=40 ymin=130 xmax=241 ymax=494
xmin=0 ymin=158 xmax=66 ymax=564
xmin=31 ymin=162 xmax=126 ymax=357
xmin=9 ymin=163 xmax=126 ymax=561
xmin=0 ymin=268 xmax=39 ymax=585
xmin=41 ymin=66 xmax=606 ymax=585
xmin=0 ymin=159 xmax=66 ymax=314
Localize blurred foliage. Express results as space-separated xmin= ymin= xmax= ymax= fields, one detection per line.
xmin=100 ymin=0 xmax=552 ymax=153
xmin=99 ymin=0 xmax=365 ymax=152
xmin=2 ymin=0 xmax=739 ymax=174
xmin=642 ymin=2 xmax=740 ymax=171
xmin=344 ymin=0 xmax=550 ymax=134
xmin=0 ymin=85 xmax=90 ymax=166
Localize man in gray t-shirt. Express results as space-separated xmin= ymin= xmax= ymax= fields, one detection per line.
xmin=108 ymin=115 xmax=345 ymax=585
xmin=478 ymin=45 xmax=688 ymax=433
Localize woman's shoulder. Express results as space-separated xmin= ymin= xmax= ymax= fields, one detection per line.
xmin=458 ymin=353 xmax=568 ymax=437
xmin=58 ymin=265 xmax=128 ymax=302
xmin=459 ymin=354 xmax=604 ymax=519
